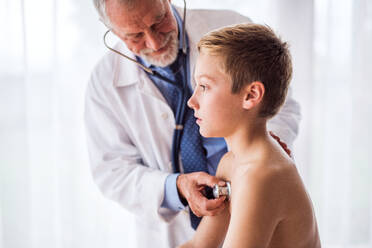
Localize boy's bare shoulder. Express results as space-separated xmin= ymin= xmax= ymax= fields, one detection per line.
xmin=237 ymin=153 xmax=295 ymax=177
xmin=231 ymin=158 xmax=300 ymax=203
xmin=231 ymin=155 xmax=307 ymax=216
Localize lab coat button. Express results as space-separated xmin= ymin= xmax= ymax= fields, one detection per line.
xmin=161 ymin=113 xmax=168 ymax=120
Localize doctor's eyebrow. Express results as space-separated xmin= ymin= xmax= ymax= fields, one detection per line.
xmin=125 ymin=32 xmax=141 ymax=38
xmin=124 ymin=13 xmax=165 ymax=38
xmin=153 ymin=12 xmax=165 ymax=23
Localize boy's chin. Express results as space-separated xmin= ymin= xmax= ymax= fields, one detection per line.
xmin=199 ymin=129 xmax=219 ymax=138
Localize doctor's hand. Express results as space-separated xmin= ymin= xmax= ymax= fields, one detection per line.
xmin=176 ymin=172 xmax=227 ymax=217
xmin=269 ymin=131 xmax=292 ymax=157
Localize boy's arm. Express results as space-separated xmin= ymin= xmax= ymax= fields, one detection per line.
xmin=222 ymin=167 xmax=285 ymax=247
xmin=179 ymin=206 xmax=230 ymax=248
xmin=178 ymin=154 xmax=232 ymax=248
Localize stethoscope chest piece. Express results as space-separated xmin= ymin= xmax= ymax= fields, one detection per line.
xmin=213 ymin=181 xmax=231 ymax=200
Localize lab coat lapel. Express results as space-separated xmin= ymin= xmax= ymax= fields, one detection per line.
xmin=113 ymin=41 xmax=170 ymax=105
xmin=138 ymin=72 xmax=169 ymax=106
xmin=179 ymin=7 xmax=210 ymax=90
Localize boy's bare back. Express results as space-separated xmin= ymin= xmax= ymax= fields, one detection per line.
xmin=216 ymin=139 xmax=321 ymax=248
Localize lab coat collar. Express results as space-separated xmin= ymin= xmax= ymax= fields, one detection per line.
xmin=112 ymin=41 xmax=143 ymax=87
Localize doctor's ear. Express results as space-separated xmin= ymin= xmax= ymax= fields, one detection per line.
xmin=242 ymin=81 xmax=265 ymax=110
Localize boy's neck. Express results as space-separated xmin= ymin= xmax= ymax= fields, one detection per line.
xmin=224 ymin=118 xmax=272 ymax=164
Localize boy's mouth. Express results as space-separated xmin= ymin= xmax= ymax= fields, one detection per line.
xmin=195 ymin=116 xmax=202 ymax=124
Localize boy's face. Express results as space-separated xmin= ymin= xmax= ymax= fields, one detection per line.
xmin=188 ymin=51 xmax=245 ymax=138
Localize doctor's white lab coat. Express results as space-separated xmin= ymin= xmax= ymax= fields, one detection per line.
xmin=85 ymin=7 xmax=301 ymax=248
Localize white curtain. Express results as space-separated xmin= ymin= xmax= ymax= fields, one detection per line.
xmin=1 ymin=0 xmax=371 ymax=247
xmin=309 ymin=0 xmax=372 ymax=246
xmin=0 ymin=0 xmax=135 ymax=247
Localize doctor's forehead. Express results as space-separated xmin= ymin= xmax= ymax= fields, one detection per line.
xmin=106 ymin=0 xmax=167 ymax=29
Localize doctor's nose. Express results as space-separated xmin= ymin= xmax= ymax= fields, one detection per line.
xmin=145 ymin=31 xmax=163 ymax=51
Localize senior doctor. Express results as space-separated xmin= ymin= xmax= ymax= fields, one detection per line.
xmin=85 ymin=0 xmax=301 ymax=247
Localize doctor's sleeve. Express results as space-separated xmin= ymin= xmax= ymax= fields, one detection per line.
xmin=162 ymin=173 xmax=187 ymax=211
xmin=84 ymin=73 xmax=179 ymax=224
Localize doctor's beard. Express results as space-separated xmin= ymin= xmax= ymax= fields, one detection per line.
xmin=139 ymin=30 xmax=179 ymax=67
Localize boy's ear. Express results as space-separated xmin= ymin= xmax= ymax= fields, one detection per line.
xmin=242 ymin=81 xmax=265 ymax=110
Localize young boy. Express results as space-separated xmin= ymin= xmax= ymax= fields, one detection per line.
xmin=179 ymin=24 xmax=320 ymax=247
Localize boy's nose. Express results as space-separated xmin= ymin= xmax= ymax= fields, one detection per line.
xmin=187 ymin=92 xmax=199 ymax=110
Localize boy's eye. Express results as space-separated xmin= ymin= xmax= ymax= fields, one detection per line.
xmin=199 ymin=85 xmax=206 ymax=91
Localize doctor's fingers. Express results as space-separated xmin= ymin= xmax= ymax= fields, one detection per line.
xmin=204 ymin=196 xmax=227 ymax=214
xmin=193 ymin=195 xmax=226 ymax=216
xmin=269 ymin=131 xmax=292 ymax=157
xmin=197 ymin=200 xmax=227 ymax=217
xmin=207 ymin=204 xmax=227 ymax=216
xmin=192 ymin=172 xmax=225 ymax=187
xmin=189 ymin=192 xmax=217 ymax=217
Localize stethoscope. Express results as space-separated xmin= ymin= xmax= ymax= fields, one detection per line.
xmin=103 ymin=0 xmax=188 ymax=175
xmin=102 ymin=0 xmax=232 ymax=199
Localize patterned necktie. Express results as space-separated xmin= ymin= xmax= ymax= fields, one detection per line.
xmin=180 ymin=102 xmax=208 ymax=229
xmin=166 ymin=52 xmax=208 ymax=230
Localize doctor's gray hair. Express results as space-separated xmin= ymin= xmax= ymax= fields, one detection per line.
xmin=93 ymin=0 xmax=111 ymax=27
xmin=93 ymin=0 xmax=108 ymax=26
xmin=93 ymin=0 xmax=136 ymax=28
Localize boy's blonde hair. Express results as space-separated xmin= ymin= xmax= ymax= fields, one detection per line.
xmin=198 ymin=23 xmax=292 ymax=118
